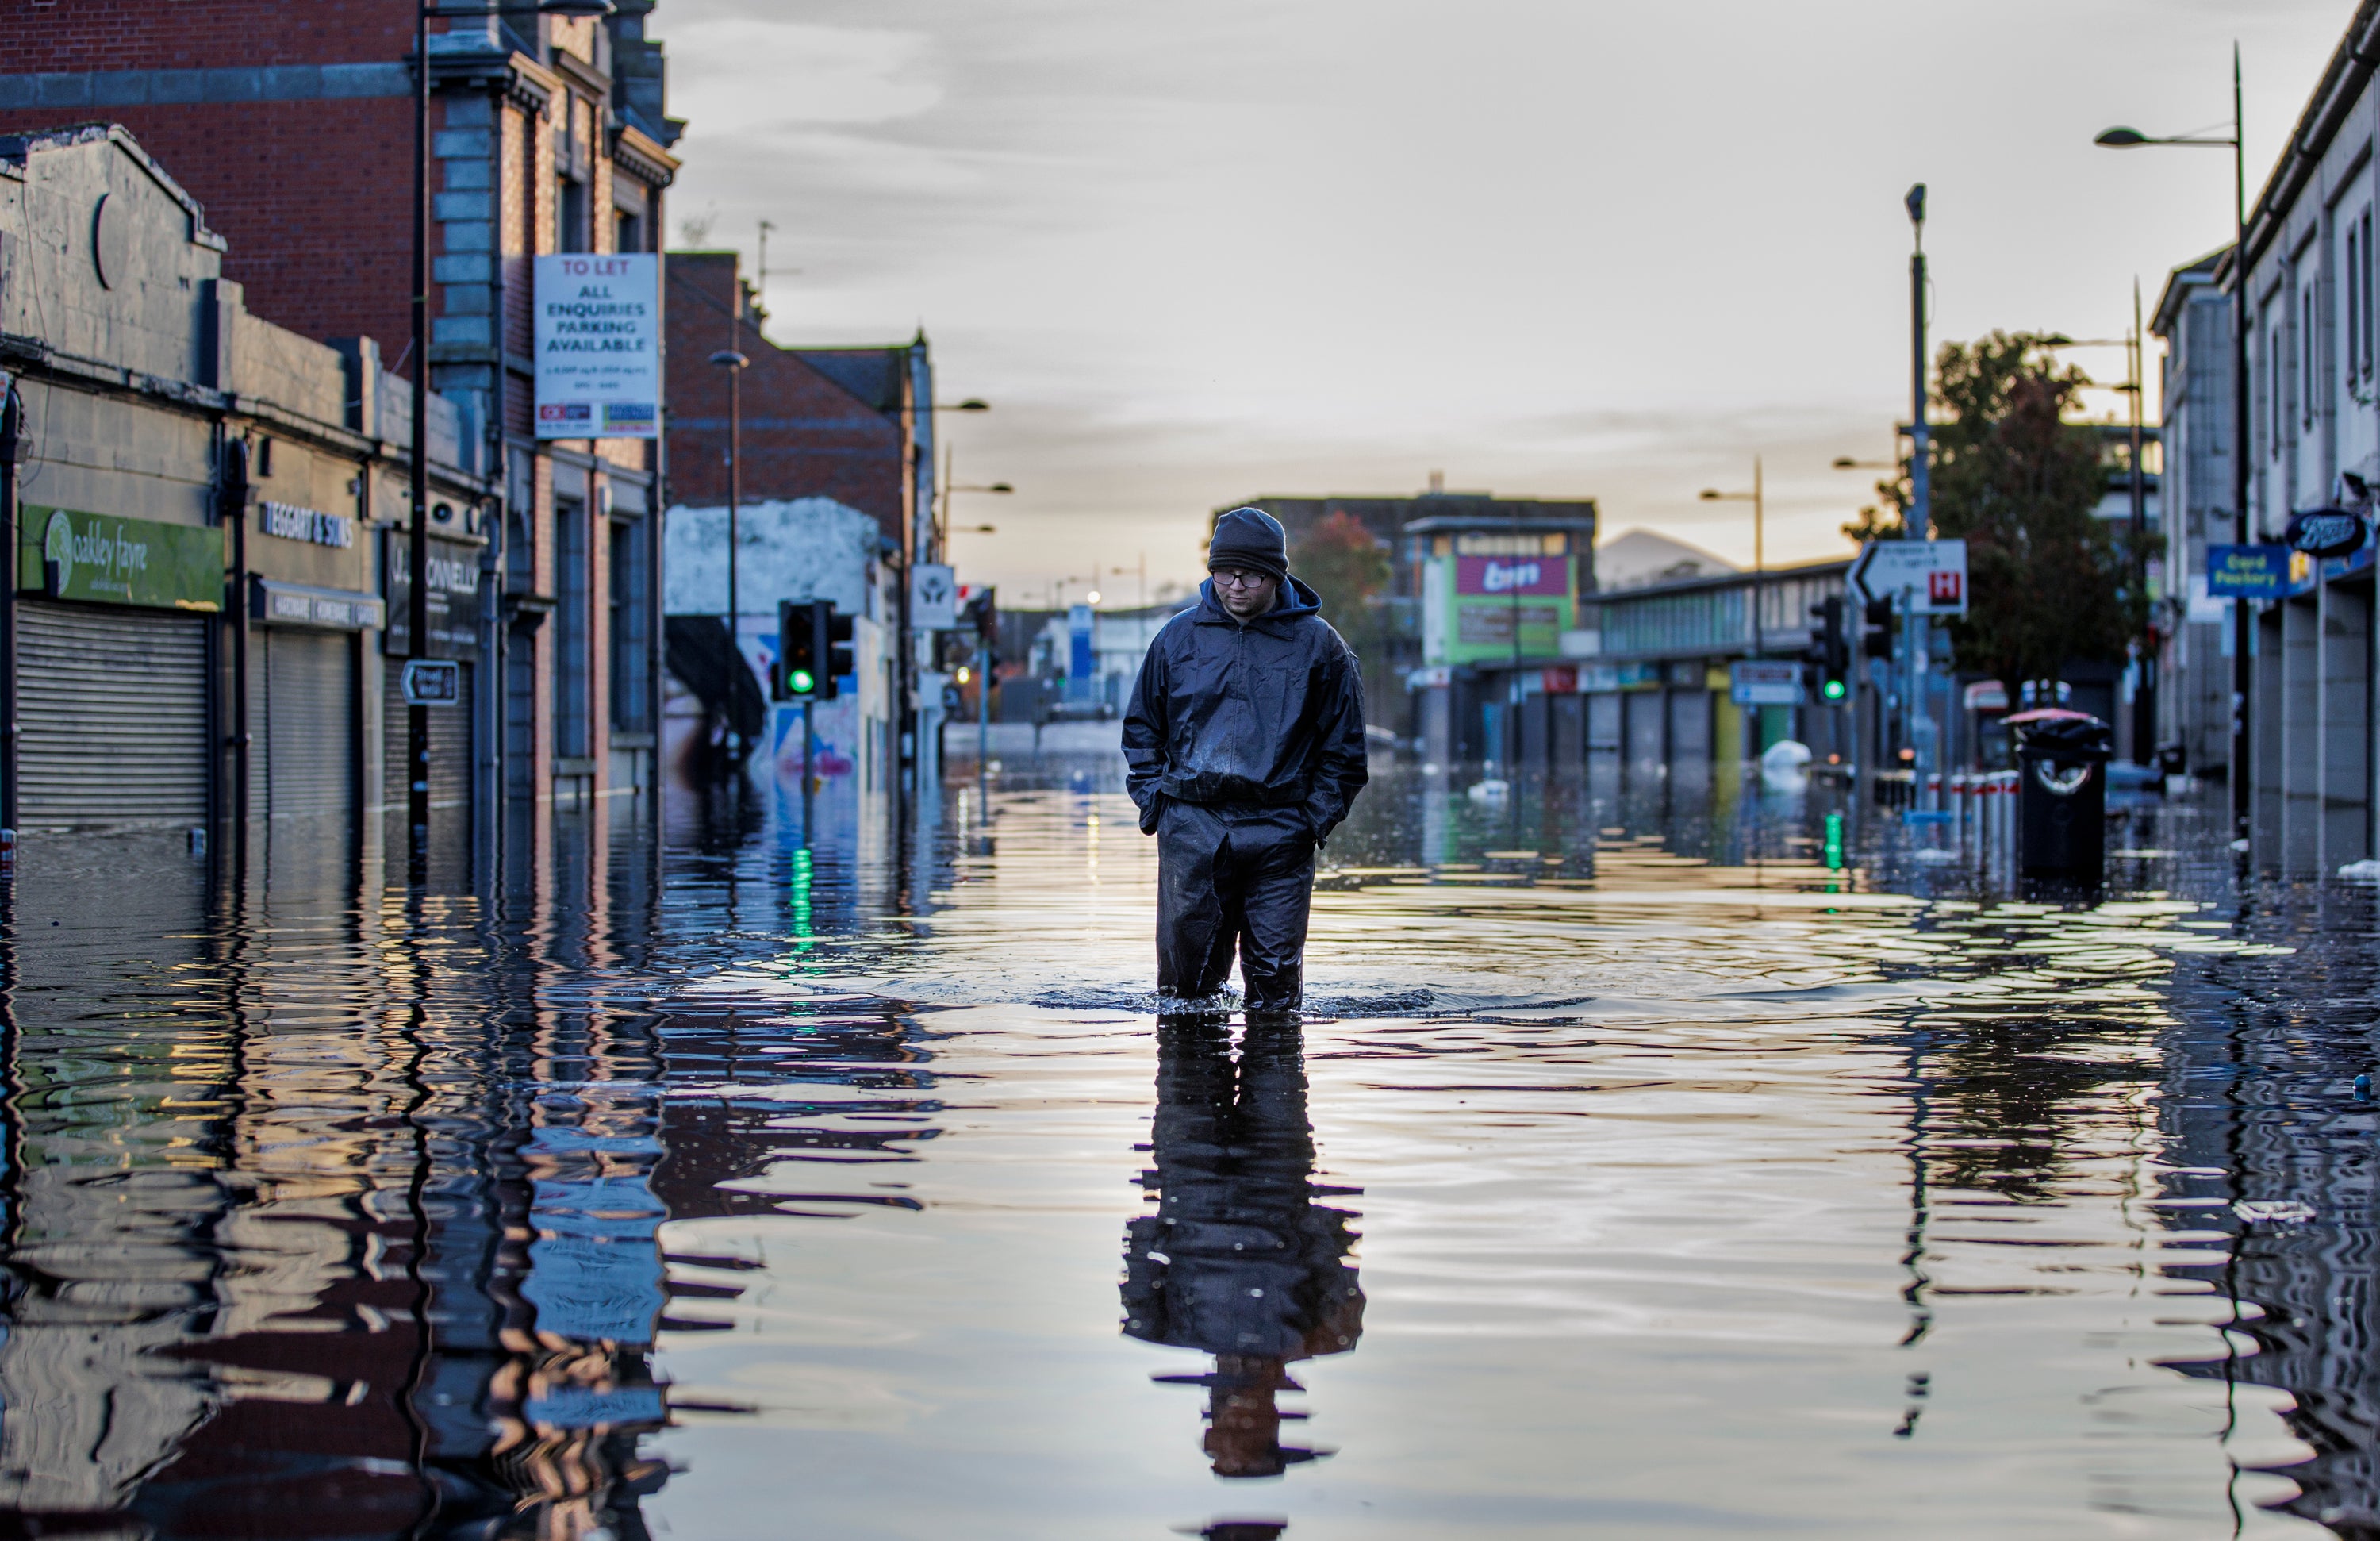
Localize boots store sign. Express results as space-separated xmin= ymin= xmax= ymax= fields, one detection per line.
xmin=533 ymin=253 xmax=660 ymax=440
xmin=18 ymin=507 xmax=222 ymax=610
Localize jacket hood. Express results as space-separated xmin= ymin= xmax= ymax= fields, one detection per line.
xmin=1196 ymin=573 xmax=1322 ymax=624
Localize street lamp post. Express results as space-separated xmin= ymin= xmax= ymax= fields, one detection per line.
xmin=1699 ymin=456 xmax=1764 ymax=653
xmin=410 ymin=0 xmax=614 ymax=873
xmin=941 ymin=480 xmax=1011 ymax=764
xmin=708 ymin=347 xmax=748 ymax=742
xmin=2096 ymin=44 xmax=2251 ymax=854
xmin=1905 ymin=185 xmax=1934 ymax=805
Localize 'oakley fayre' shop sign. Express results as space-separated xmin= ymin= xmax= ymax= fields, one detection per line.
xmin=18 ymin=507 xmax=222 ymax=610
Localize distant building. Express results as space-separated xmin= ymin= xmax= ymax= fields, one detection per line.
xmin=0 ymin=2 xmax=685 ymax=830
xmin=1564 ymin=559 xmax=1856 ymax=782
xmin=2151 ymin=248 xmax=2233 ymax=775
xmin=1219 ymin=488 xmax=1599 ymax=747
xmin=989 ymin=602 xmax=1189 ymax=722
xmin=2158 ymin=0 xmax=2380 ymax=877
xmin=0 ymin=126 xmax=490 ymax=874
xmin=663 ymin=254 xmax=931 ymax=549
xmin=661 ymin=251 xmax=941 ymax=794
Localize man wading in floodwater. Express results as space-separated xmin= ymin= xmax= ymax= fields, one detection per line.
xmin=1124 ymin=507 xmax=1370 ymax=1014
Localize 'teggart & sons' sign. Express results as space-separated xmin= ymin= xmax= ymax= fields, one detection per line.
xmin=259 ymin=501 xmax=355 ymax=548
xmin=533 ymin=253 xmax=660 ymax=440
xmin=20 ymin=507 xmax=221 ymax=611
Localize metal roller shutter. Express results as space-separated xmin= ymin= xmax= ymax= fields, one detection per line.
xmin=1623 ymin=690 xmax=1664 ymax=769
xmin=251 ymin=629 xmax=357 ymax=820
xmin=18 ymin=601 xmax=210 ymax=832
xmin=1667 ymin=689 xmax=1711 ymax=767
xmin=383 ymin=662 xmax=474 ymax=812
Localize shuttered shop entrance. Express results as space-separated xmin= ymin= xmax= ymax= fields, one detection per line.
xmin=250 ymin=628 xmax=358 ymax=820
xmin=382 ymin=662 xmax=474 ymax=813
xmin=18 ymin=601 xmax=210 ymax=832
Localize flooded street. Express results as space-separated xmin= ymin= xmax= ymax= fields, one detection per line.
xmin=1 ymin=764 xmax=2374 ymax=1539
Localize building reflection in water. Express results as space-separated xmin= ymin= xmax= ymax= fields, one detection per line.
xmin=1123 ymin=1016 xmax=1364 ymax=1481
xmin=0 ymin=811 xmax=685 ymax=1539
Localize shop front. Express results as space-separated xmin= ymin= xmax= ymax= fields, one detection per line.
xmin=14 ymin=506 xmax=222 ymax=838
xmin=382 ymin=528 xmax=489 ymax=849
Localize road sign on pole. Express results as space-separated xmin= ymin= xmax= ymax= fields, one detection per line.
xmin=1729 ymin=659 xmax=1805 ymax=706
xmin=1850 ymin=538 xmax=1968 ymax=615
xmin=401 ymin=659 xmax=462 ymax=706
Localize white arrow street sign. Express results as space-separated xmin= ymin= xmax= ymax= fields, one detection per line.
xmin=1851 ymin=538 xmax=1968 ymax=615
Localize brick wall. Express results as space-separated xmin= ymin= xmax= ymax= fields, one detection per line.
xmin=0 ymin=0 xmax=425 ymax=344
xmin=0 ymin=0 xmax=416 ymax=71
xmin=0 ymin=99 xmax=416 ymax=349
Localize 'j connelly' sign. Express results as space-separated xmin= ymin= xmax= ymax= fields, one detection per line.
xmin=534 ymin=253 xmax=660 ymax=440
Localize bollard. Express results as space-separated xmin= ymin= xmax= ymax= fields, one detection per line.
xmin=2007 ymin=709 xmax=2112 ymax=882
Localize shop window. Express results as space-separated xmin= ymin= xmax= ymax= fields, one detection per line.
xmin=557 ymin=176 xmax=589 ymax=254
xmin=609 ymin=517 xmax=650 ymax=732
xmin=554 ymin=497 xmax=589 ymax=758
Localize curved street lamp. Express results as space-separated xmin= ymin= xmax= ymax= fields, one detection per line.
xmin=708 ymin=350 xmax=751 ymax=653
xmin=1699 ymin=457 xmax=1764 ymax=652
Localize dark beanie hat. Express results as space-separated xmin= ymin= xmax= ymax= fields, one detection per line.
xmin=1208 ymin=507 xmax=1290 ymax=582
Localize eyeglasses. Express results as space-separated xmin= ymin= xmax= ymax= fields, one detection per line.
xmin=1210 ymin=569 xmax=1270 ymax=590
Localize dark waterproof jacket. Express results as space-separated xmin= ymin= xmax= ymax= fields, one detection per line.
xmin=1123 ymin=576 xmax=1368 ymax=841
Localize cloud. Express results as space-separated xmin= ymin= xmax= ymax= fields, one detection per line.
xmin=651 ymin=0 xmax=2351 ymax=596
xmin=666 ymin=20 xmax=941 ymax=131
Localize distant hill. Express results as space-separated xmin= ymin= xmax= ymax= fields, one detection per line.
xmin=1594 ymin=528 xmax=1738 ymax=591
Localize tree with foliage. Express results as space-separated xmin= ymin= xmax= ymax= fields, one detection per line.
xmin=1845 ymin=331 xmax=2142 ymax=699
xmin=1292 ymin=509 xmax=1393 ymax=713
xmin=1292 ymin=509 xmax=1390 ymax=652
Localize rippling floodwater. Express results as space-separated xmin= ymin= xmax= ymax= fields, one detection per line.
xmin=2 ymin=762 xmax=2374 ymax=1539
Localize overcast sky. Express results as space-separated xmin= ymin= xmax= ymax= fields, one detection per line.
xmin=660 ymin=0 xmax=2352 ymax=603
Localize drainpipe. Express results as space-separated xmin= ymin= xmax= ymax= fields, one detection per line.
xmin=484 ymin=89 xmax=509 ymax=884
xmin=0 ymin=379 xmax=17 ymax=836
xmin=221 ymin=436 xmax=253 ymax=842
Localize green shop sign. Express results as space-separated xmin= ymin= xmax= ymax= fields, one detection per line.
xmin=20 ymin=507 xmax=222 ymax=611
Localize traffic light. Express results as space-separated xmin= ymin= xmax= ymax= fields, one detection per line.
xmin=959 ymin=585 xmax=998 ymax=651
xmin=1810 ymin=594 xmax=1848 ymax=702
xmin=777 ymin=599 xmax=824 ymax=700
xmin=946 ymin=586 xmax=998 ymax=672
xmin=1860 ymin=597 xmax=1894 ymax=660
xmin=774 ymin=600 xmax=853 ymax=701
xmin=824 ymin=606 xmax=854 ymax=701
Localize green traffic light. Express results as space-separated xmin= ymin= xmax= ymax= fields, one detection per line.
xmin=1821 ymin=678 xmax=1846 ymax=701
xmin=789 ymin=668 xmax=816 ymax=694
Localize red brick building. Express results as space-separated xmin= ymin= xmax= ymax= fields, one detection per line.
xmin=665 ymin=252 xmax=927 ymax=546
xmin=0 ymin=0 xmax=681 ymax=844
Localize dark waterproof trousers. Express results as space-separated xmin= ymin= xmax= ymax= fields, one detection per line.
xmin=1155 ymin=801 xmax=1315 ymax=1012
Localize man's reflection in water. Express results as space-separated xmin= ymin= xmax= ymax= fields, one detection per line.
xmin=1123 ymin=1015 xmax=1364 ymax=1479
xmin=460 ymin=1078 xmax=674 ymax=1539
